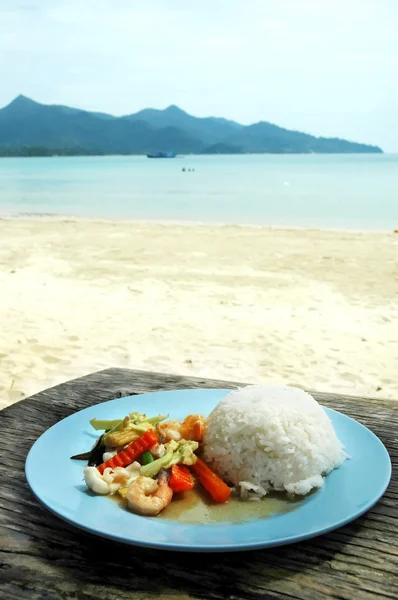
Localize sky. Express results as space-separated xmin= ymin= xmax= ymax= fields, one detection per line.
xmin=0 ymin=0 xmax=397 ymax=151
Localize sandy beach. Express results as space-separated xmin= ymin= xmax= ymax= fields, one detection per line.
xmin=0 ymin=217 xmax=397 ymax=409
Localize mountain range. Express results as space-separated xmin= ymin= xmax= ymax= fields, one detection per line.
xmin=0 ymin=95 xmax=382 ymax=156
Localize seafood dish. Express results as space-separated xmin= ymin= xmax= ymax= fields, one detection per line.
xmin=72 ymin=385 xmax=348 ymax=517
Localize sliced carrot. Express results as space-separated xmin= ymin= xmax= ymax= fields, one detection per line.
xmin=191 ymin=457 xmax=231 ymax=503
xmin=97 ymin=429 xmax=158 ymax=475
xmin=169 ymin=464 xmax=194 ymax=493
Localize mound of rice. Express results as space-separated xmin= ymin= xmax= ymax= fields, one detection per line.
xmin=203 ymin=385 xmax=347 ymax=497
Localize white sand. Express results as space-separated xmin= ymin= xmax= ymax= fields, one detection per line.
xmin=0 ymin=217 xmax=397 ymax=409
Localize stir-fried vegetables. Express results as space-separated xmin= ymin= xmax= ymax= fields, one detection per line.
xmin=169 ymin=464 xmax=194 ymax=493
xmin=117 ymin=485 xmax=129 ymax=499
xmin=140 ymin=439 xmax=198 ymax=478
xmin=97 ymin=429 xmax=158 ymax=474
xmin=75 ymin=408 xmax=232 ymax=517
xmin=90 ymin=413 xmax=168 ymax=431
xmin=192 ymin=457 xmax=231 ymax=503
xmin=141 ymin=451 xmax=154 ymax=465
xmin=105 ymin=427 xmax=143 ymax=448
xmin=70 ymin=434 xmax=106 ymax=466
xmin=89 ymin=418 xmax=122 ymax=431
xmin=103 ymin=413 xmax=168 ymax=447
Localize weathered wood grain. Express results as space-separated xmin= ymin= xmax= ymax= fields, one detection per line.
xmin=0 ymin=368 xmax=397 ymax=600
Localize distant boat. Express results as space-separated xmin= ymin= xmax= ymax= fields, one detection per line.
xmin=147 ymin=152 xmax=176 ymax=159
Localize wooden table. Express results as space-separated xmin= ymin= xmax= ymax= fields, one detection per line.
xmin=1 ymin=368 xmax=397 ymax=600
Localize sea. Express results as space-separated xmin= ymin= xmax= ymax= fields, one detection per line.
xmin=0 ymin=153 xmax=397 ymax=230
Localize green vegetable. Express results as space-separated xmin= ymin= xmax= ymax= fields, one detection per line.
xmin=90 ymin=413 xmax=167 ymax=433
xmin=128 ymin=412 xmax=168 ymax=426
xmin=146 ymin=414 xmax=169 ymax=425
xmin=102 ymin=415 xmax=146 ymax=444
xmin=89 ymin=418 xmax=122 ymax=431
xmin=127 ymin=424 xmax=147 ymax=433
xmin=140 ymin=440 xmax=199 ymax=478
xmin=141 ymin=451 xmax=154 ymax=465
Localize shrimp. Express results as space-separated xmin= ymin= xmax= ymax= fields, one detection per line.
xmin=157 ymin=414 xmax=206 ymax=443
xmin=156 ymin=419 xmax=182 ymax=442
xmin=126 ymin=471 xmax=173 ymax=516
xmin=180 ymin=414 xmax=206 ymax=441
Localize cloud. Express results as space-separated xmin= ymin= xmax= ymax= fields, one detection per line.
xmin=0 ymin=0 xmax=397 ymax=150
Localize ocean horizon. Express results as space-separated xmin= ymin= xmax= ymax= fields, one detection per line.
xmin=0 ymin=153 xmax=397 ymax=231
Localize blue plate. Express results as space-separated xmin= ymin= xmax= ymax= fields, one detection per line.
xmin=25 ymin=388 xmax=391 ymax=552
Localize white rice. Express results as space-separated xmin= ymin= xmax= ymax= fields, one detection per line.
xmin=203 ymin=385 xmax=347 ymax=497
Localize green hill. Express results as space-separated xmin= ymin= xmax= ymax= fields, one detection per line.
xmin=0 ymin=95 xmax=383 ymax=156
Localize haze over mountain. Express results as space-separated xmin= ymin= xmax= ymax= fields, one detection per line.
xmin=0 ymin=95 xmax=382 ymax=156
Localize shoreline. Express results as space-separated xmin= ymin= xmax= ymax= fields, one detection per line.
xmin=0 ymin=212 xmax=395 ymax=235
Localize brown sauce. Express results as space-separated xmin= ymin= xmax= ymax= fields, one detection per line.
xmin=110 ymin=486 xmax=301 ymax=523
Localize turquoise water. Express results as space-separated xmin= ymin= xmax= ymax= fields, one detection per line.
xmin=0 ymin=154 xmax=397 ymax=230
